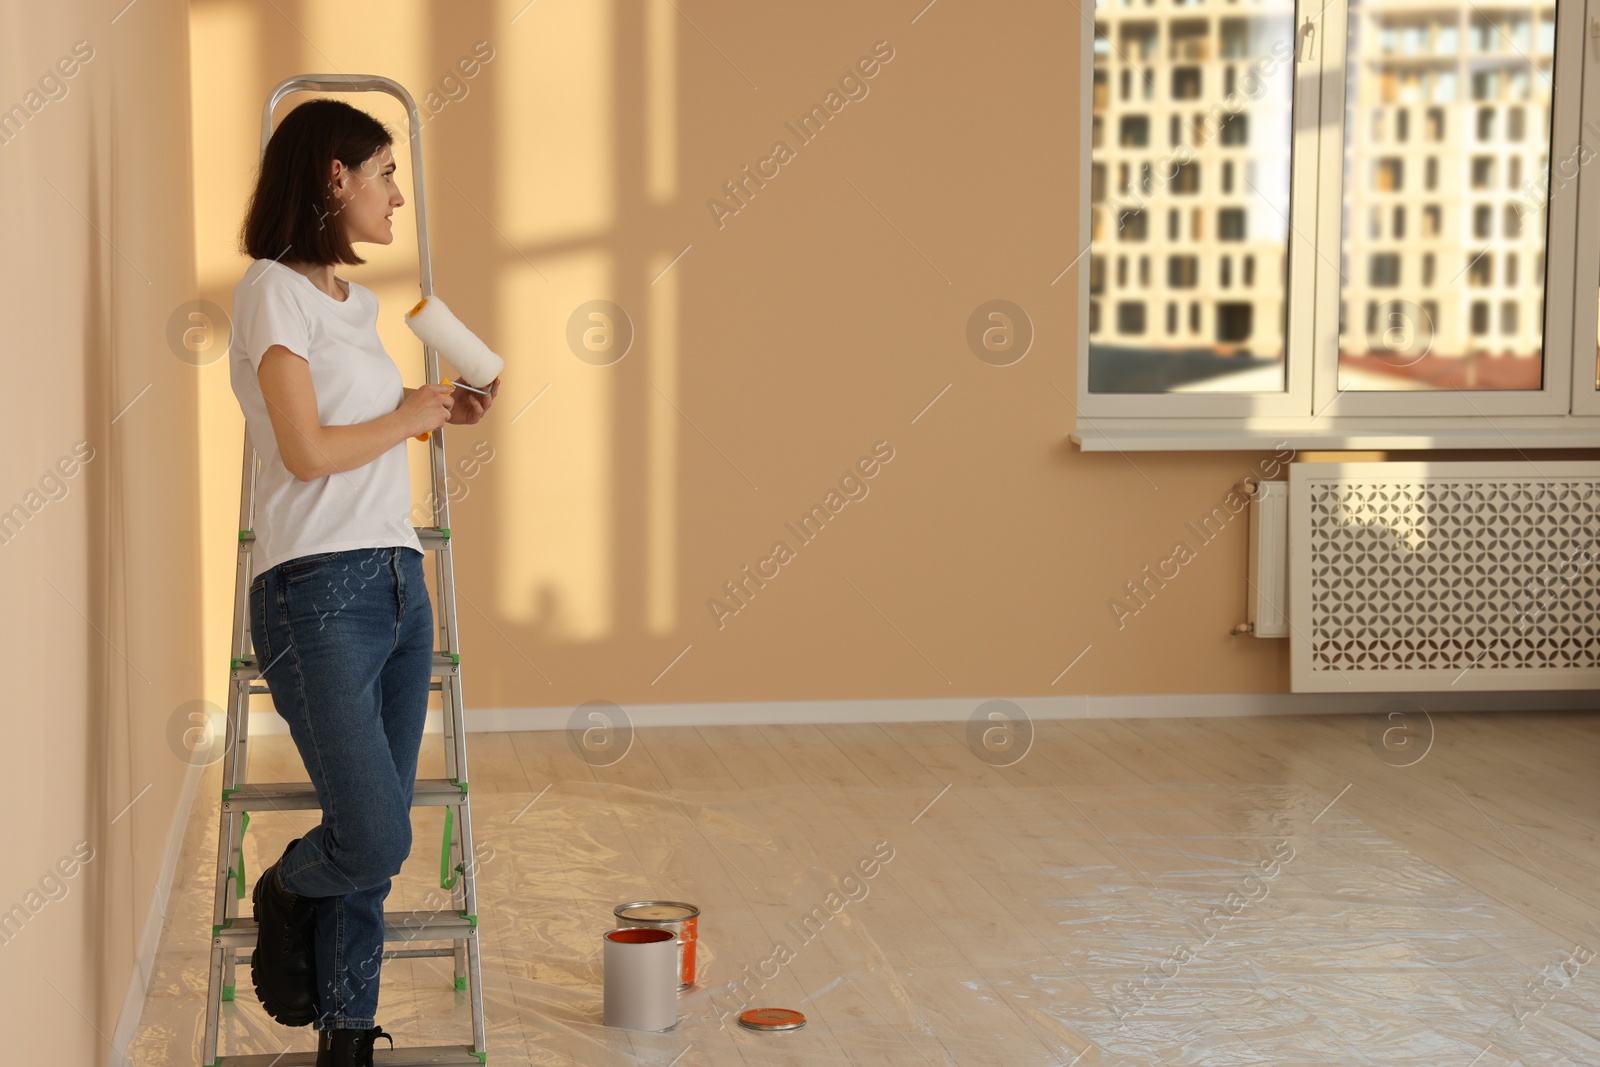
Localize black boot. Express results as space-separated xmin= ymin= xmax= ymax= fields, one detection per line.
xmin=250 ymin=838 xmax=319 ymax=1026
xmin=315 ymin=1024 xmax=394 ymax=1067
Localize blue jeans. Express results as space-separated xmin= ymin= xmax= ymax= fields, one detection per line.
xmin=248 ymin=546 xmax=433 ymax=1030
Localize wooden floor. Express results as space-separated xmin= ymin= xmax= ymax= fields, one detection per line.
xmin=127 ymin=712 xmax=1600 ymax=1066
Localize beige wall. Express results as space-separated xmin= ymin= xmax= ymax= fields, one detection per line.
xmin=190 ymin=0 xmax=1305 ymax=721
xmin=0 ymin=0 xmax=201 ymax=1061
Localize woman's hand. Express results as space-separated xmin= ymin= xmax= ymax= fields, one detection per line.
xmin=447 ymin=377 xmax=500 ymax=425
xmin=398 ymin=382 xmax=455 ymax=437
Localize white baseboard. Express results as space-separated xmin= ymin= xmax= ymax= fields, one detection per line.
xmin=108 ymin=755 xmax=208 ymax=1067
xmin=245 ymin=689 xmax=1600 ymax=735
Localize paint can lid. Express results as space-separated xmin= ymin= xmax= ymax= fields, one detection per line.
xmin=737 ymin=1007 xmax=807 ymax=1032
xmin=615 ymin=900 xmax=700 ymax=922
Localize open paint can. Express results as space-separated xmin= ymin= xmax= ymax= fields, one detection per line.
xmin=613 ymin=900 xmax=699 ymax=989
xmin=602 ymin=927 xmax=678 ymax=1031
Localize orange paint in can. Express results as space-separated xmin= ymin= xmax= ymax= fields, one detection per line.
xmin=614 ymin=900 xmax=699 ymax=989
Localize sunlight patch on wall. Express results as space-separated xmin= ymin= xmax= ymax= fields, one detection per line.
xmin=647 ymin=251 xmax=680 ymax=634
xmin=303 ymin=0 xmax=426 ymax=89
xmin=190 ymin=0 xmax=261 ymax=715
xmin=646 ymin=0 xmax=677 ymax=204
xmin=497 ymin=0 xmax=614 ymax=245
xmin=496 ymin=252 xmax=614 ymax=640
xmin=190 ymin=0 xmax=260 ymax=288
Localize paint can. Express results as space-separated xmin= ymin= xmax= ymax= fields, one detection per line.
xmin=601 ymin=927 xmax=678 ymax=1031
xmin=613 ymin=900 xmax=699 ymax=990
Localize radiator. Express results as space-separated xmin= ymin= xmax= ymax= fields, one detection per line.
xmin=1284 ymin=461 xmax=1600 ymax=693
xmin=1245 ymin=479 xmax=1290 ymax=638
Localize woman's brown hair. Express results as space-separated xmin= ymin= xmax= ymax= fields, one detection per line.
xmin=238 ymin=98 xmax=393 ymax=267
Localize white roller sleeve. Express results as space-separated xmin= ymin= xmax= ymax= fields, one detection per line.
xmin=404 ymin=295 xmax=505 ymax=387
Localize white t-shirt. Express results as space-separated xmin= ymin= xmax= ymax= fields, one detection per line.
xmin=229 ymin=259 xmax=422 ymax=575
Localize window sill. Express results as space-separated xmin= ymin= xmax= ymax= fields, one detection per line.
xmin=1070 ymin=417 xmax=1600 ymax=453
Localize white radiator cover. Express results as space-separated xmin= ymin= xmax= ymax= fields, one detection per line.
xmin=1288 ymin=461 xmax=1600 ymax=693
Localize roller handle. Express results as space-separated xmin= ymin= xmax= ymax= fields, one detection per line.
xmin=412 ymin=380 xmax=457 ymax=442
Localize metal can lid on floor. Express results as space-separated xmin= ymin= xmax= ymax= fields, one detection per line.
xmin=737 ymin=1007 xmax=807 ymax=1032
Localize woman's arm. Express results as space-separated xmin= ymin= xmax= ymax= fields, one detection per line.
xmin=258 ymin=345 xmax=453 ymax=481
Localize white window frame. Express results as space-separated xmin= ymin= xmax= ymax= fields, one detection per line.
xmin=1570 ymin=0 xmax=1600 ymax=417
xmin=1073 ymin=0 xmax=1600 ymax=450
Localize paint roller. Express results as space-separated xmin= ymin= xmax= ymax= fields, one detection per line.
xmin=404 ymin=295 xmax=505 ymax=441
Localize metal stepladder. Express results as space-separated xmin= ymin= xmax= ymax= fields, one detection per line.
xmin=201 ymin=74 xmax=487 ymax=1066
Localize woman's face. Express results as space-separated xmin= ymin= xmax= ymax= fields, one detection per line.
xmin=330 ymin=143 xmax=404 ymax=247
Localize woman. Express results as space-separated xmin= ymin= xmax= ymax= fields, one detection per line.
xmin=228 ymin=98 xmax=499 ymax=1067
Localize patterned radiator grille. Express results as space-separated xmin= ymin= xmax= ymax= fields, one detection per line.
xmin=1307 ymin=479 xmax=1600 ymax=675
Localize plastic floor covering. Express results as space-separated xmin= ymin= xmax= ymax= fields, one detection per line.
xmin=125 ymin=767 xmax=1600 ymax=1066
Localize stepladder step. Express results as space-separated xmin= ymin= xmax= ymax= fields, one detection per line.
xmin=215 ymin=909 xmax=477 ymax=948
xmin=222 ymin=778 xmax=467 ymax=813
xmin=214 ymin=1044 xmax=485 ymax=1066
xmin=233 ymin=651 xmax=459 ymax=682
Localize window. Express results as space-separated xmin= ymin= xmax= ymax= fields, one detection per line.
xmin=1117 ymin=302 xmax=1147 ymax=335
xmin=1376 ymin=158 xmax=1404 ymax=191
xmin=1470 ymin=301 xmax=1490 ymax=335
xmin=1369 ymin=253 xmax=1401 ymax=287
xmin=1218 ymin=208 xmax=1246 ymax=240
xmin=1171 ymin=161 xmax=1200 ymax=193
xmin=1079 ymin=0 xmax=1582 ymax=443
xmin=1474 ymin=204 xmax=1493 ymax=238
xmin=1471 ymin=156 xmax=1496 ymax=188
xmin=1216 ymin=303 xmax=1252 ymax=343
